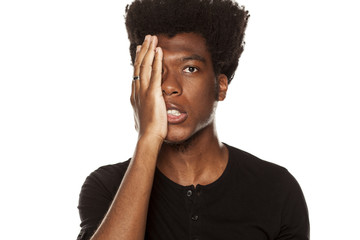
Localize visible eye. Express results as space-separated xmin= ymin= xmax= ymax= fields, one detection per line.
xmin=183 ymin=66 xmax=198 ymax=73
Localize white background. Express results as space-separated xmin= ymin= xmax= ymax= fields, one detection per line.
xmin=0 ymin=0 xmax=359 ymax=239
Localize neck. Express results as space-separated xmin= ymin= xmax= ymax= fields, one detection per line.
xmin=157 ymin=123 xmax=228 ymax=187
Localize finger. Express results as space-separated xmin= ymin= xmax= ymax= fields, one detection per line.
xmin=133 ymin=45 xmax=142 ymax=94
xmin=133 ymin=35 xmax=151 ymax=77
xmin=133 ymin=45 xmax=142 ymax=75
xmin=140 ymin=35 xmax=158 ymax=91
xmin=149 ymin=46 xmax=163 ymax=91
xmin=131 ymin=45 xmax=142 ymax=105
xmin=134 ymin=35 xmax=151 ymax=94
xmin=130 ymin=78 xmax=135 ymax=106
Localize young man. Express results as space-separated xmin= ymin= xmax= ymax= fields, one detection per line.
xmin=77 ymin=0 xmax=310 ymax=239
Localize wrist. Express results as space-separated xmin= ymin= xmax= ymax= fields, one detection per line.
xmin=130 ymin=134 xmax=163 ymax=173
xmin=138 ymin=132 xmax=165 ymax=146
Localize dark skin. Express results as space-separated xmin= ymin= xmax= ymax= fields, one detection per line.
xmin=156 ymin=33 xmax=229 ymax=186
xmin=91 ymin=33 xmax=229 ymax=240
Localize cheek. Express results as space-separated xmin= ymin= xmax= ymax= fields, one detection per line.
xmin=186 ymin=74 xmax=217 ymax=97
xmin=197 ymin=80 xmax=217 ymax=103
xmin=189 ymin=87 xmax=217 ymax=120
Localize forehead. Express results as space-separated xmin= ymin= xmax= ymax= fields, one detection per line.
xmin=157 ymin=33 xmax=211 ymax=63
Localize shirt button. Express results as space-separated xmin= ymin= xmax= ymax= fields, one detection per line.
xmin=191 ymin=215 xmax=199 ymax=221
xmin=187 ymin=190 xmax=193 ymax=197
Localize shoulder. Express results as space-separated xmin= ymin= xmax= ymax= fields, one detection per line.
xmin=225 ymin=143 xmax=307 ymax=207
xmin=225 ymin=143 xmax=301 ymax=191
xmin=226 ymin=143 xmax=287 ymax=174
xmin=89 ymin=159 xmax=131 ymax=182
xmin=225 ymin=144 xmax=310 ymax=238
xmin=77 ymin=160 xmax=131 ymax=239
xmin=80 ymin=159 xmax=131 ymax=200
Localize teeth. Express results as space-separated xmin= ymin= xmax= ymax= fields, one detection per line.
xmin=167 ymin=109 xmax=181 ymax=116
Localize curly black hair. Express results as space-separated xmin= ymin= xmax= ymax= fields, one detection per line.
xmin=125 ymin=0 xmax=249 ymax=84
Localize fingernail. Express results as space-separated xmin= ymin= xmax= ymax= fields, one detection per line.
xmin=136 ymin=45 xmax=141 ymax=53
xmin=145 ymin=35 xmax=151 ymax=41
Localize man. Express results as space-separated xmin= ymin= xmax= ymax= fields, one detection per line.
xmin=77 ymin=0 xmax=310 ymax=239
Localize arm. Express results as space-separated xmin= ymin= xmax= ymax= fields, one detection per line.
xmin=90 ymin=35 xmax=166 ymax=240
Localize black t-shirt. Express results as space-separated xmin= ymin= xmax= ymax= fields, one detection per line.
xmin=77 ymin=144 xmax=309 ymax=240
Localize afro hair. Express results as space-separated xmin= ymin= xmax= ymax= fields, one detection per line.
xmin=125 ymin=0 xmax=249 ymax=84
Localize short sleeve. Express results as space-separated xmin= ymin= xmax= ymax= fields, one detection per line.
xmin=77 ymin=161 xmax=130 ymax=240
xmin=277 ymin=170 xmax=310 ymax=240
xmin=77 ymin=226 xmax=97 ymax=240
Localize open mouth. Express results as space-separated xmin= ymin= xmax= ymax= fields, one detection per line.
xmin=167 ymin=108 xmax=188 ymax=124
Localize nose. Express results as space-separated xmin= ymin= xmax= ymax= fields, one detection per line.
xmin=161 ymin=68 xmax=182 ymax=96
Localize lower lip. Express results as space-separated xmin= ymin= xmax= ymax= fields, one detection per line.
xmin=167 ymin=112 xmax=188 ymax=124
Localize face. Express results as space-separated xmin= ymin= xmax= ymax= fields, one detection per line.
xmin=157 ymin=32 xmax=228 ymax=144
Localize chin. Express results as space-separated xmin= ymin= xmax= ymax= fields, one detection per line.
xmin=164 ymin=126 xmax=193 ymax=144
xmin=164 ymin=124 xmax=205 ymax=146
xmin=164 ymin=120 xmax=213 ymax=147
xmin=164 ymin=133 xmax=188 ymax=144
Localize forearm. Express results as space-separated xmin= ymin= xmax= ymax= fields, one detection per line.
xmin=91 ymin=134 xmax=163 ymax=240
xmin=90 ymin=35 xmax=165 ymax=240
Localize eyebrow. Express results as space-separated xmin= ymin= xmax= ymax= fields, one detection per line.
xmin=181 ymin=54 xmax=206 ymax=64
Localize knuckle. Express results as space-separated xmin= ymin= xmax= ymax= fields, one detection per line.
xmin=151 ymin=67 xmax=160 ymax=74
xmin=140 ymin=64 xmax=152 ymax=69
xmin=134 ymin=61 xmax=141 ymax=68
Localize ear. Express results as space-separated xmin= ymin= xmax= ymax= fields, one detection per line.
xmin=217 ymin=74 xmax=228 ymax=101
